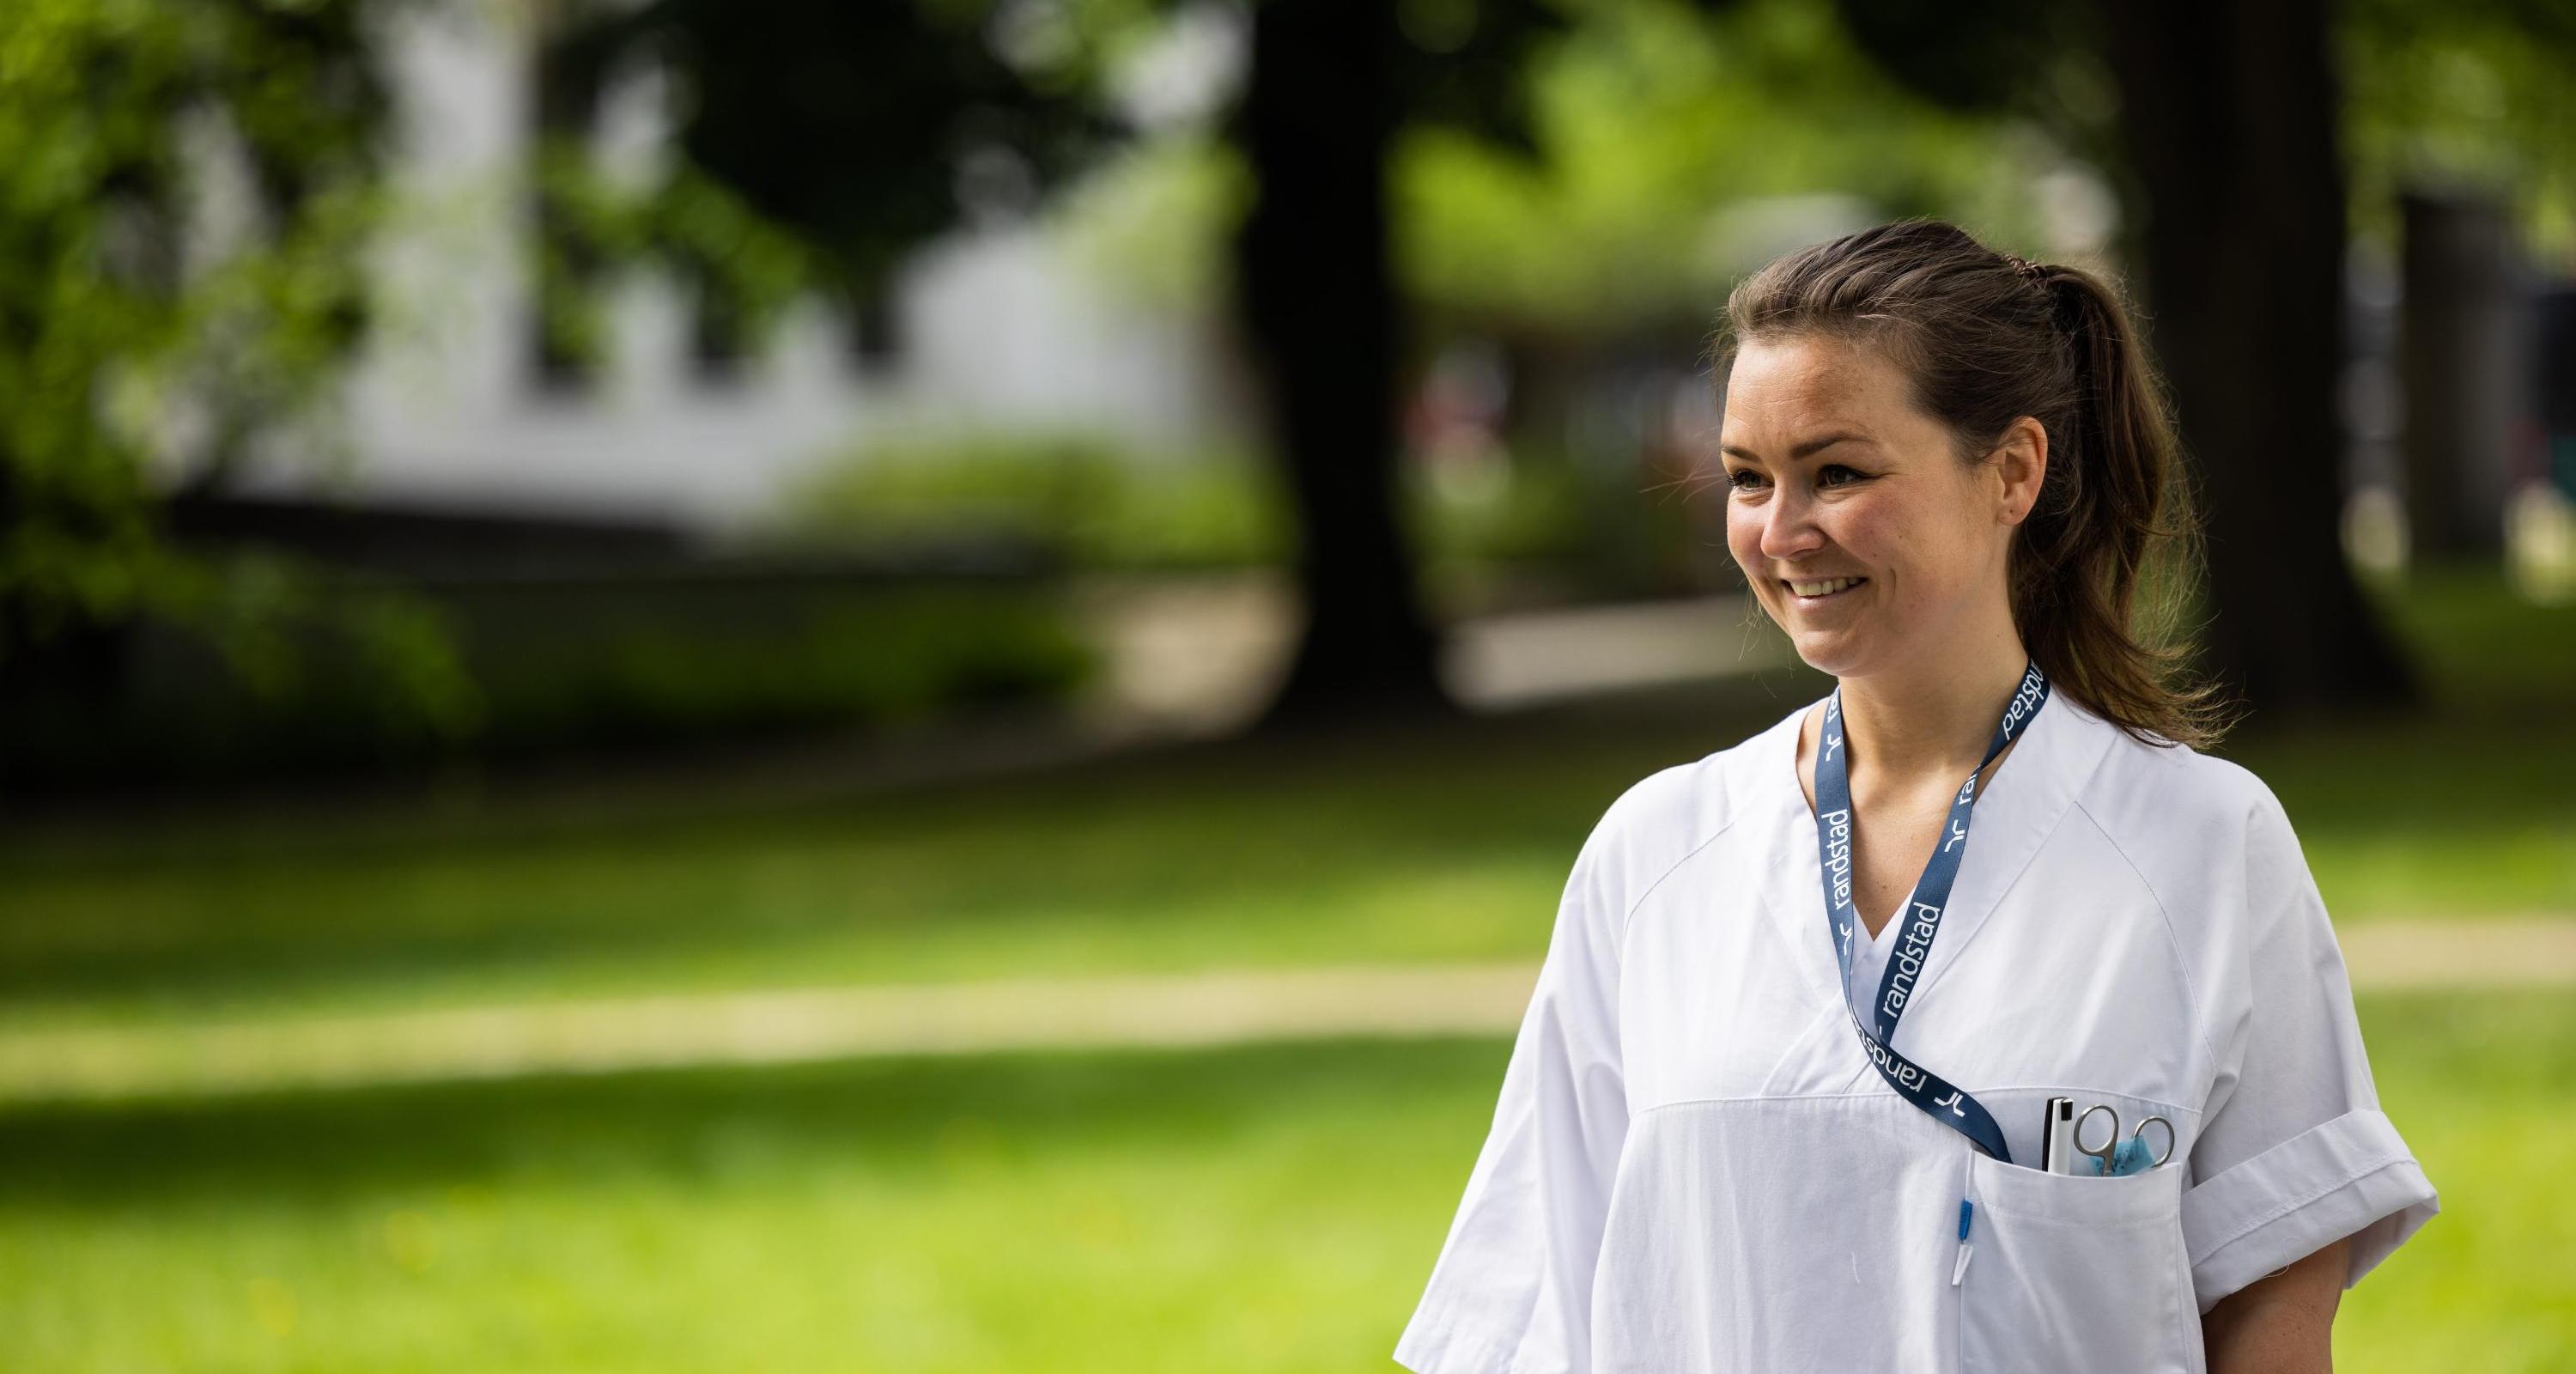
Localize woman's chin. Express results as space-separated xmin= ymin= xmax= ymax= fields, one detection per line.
xmin=1784 ymin=629 xmax=1871 ymax=676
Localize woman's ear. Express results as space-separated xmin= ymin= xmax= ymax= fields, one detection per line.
xmin=1992 ymin=416 xmax=2049 ymax=526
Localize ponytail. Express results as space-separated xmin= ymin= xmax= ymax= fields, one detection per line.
xmin=1714 ymin=218 xmax=2240 ymax=751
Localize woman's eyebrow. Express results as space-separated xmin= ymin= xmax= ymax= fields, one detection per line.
xmin=1719 ymin=432 xmax=1873 ymax=462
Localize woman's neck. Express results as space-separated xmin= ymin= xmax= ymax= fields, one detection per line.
xmin=1834 ymin=638 xmax=2036 ymax=789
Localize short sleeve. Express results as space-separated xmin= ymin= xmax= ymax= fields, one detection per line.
xmin=2178 ymin=783 xmax=2439 ymax=1314
xmin=1393 ymin=806 xmax=1631 ymax=1374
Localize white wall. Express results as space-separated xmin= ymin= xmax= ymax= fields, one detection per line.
xmin=226 ymin=2 xmax=1239 ymax=538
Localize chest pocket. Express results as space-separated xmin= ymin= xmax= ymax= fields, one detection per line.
xmin=1959 ymin=1147 xmax=2204 ymax=1374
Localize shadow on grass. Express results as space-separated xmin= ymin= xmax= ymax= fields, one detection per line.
xmin=2 ymin=988 xmax=2570 ymax=1210
xmin=0 ymin=1037 xmax=1514 ymax=1207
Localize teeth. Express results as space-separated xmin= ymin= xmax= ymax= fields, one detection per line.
xmin=1789 ymin=577 xmax=1864 ymax=597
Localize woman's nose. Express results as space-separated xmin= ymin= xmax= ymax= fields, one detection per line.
xmin=1759 ymin=486 xmax=1824 ymax=561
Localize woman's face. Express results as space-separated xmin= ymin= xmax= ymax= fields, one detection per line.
xmin=1718 ymin=333 xmax=2037 ymax=681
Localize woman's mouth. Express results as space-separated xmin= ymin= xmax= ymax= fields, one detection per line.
xmin=1783 ymin=575 xmax=1868 ymax=604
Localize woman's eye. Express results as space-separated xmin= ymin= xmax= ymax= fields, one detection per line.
xmin=1724 ymin=469 xmax=1765 ymax=492
xmin=1818 ymin=465 xmax=1862 ymax=486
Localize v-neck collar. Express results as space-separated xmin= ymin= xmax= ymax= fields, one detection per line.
xmin=1742 ymin=681 xmax=2116 ymax=1020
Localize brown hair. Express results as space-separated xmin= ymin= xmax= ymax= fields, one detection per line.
xmin=1709 ymin=216 xmax=2239 ymax=752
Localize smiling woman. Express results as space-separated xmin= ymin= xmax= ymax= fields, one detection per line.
xmin=1717 ymin=336 xmax=2038 ymax=688
xmin=1392 ymin=219 xmax=2439 ymax=1374
xmin=1709 ymin=228 xmax=2221 ymax=754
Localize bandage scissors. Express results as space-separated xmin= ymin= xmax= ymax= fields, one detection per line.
xmin=2073 ymin=1103 xmax=2174 ymax=1176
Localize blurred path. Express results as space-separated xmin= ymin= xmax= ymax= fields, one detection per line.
xmin=1 ymin=915 xmax=2568 ymax=1106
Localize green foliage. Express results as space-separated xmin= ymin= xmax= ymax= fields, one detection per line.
xmin=771 ymin=426 xmax=1720 ymax=601
xmin=549 ymin=0 xmax=1140 ymax=307
xmin=5 ymin=578 xmax=1098 ymax=785
xmin=1056 ymin=0 xmax=2068 ymax=336
xmin=462 ymin=585 xmax=1099 ymax=757
xmin=530 ymin=139 xmax=821 ymax=378
xmin=2340 ymin=0 xmax=2576 ymax=262
xmin=1398 ymin=0 xmax=2058 ymax=333
xmin=0 ymin=0 xmax=477 ymax=744
xmin=1405 ymin=449 xmax=1593 ymax=565
xmin=1060 ymin=0 xmax=2576 ymax=338
xmin=1403 ymin=440 xmax=1722 ymax=605
xmin=0 ymin=0 xmax=386 ymax=617
xmin=167 ymin=551 xmax=482 ymax=735
xmin=771 ymin=430 xmax=1299 ymax=572
xmin=1053 ymin=130 xmax=1256 ymax=320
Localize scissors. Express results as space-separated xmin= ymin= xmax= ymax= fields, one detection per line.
xmin=2074 ymin=1103 xmax=2175 ymax=1176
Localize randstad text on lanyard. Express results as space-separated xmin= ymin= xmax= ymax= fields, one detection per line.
xmin=1808 ymin=660 xmax=2049 ymax=1165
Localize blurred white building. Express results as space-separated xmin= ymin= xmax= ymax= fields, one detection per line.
xmin=222 ymin=2 xmax=1244 ymax=539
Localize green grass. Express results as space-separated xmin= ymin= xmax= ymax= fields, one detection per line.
xmin=0 ymin=568 xmax=2570 ymax=1034
xmin=2243 ymin=562 xmax=2576 ymax=916
xmin=0 ymin=1037 xmax=1499 ymax=1373
xmin=2332 ymin=992 xmax=2576 ymax=1371
xmin=0 ymin=989 xmax=2562 ymax=1372
xmin=0 ymin=694 xmax=1722 ymax=1030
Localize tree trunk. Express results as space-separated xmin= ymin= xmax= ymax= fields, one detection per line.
xmin=1231 ymin=0 xmax=1455 ymax=733
xmin=2098 ymin=0 xmax=2418 ymax=717
xmin=2397 ymin=189 xmax=2519 ymax=558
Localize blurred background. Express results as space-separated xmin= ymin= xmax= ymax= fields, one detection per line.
xmin=0 ymin=0 xmax=2570 ymax=1369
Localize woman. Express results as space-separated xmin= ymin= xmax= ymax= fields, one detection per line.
xmin=1392 ymin=219 xmax=2438 ymax=1374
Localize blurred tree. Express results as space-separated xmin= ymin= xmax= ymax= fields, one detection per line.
xmin=1831 ymin=0 xmax=2576 ymax=715
xmin=2341 ymin=0 xmax=2576 ymax=264
xmin=0 ymin=0 xmax=477 ymax=774
xmin=1123 ymin=0 xmax=2576 ymax=722
xmin=566 ymin=0 xmax=1593 ymax=731
xmin=1398 ymin=0 xmax=2061 ymax=338
xmin=566 ymin=0 xmax=2576 ymax=728
xmin=2085 ymin=0 xmax=2415 ymax=714
xmin=532 ymin=0 xmax=1118 ymax=380
xmin=1224 ymin=0 xmax=1584 ymax=726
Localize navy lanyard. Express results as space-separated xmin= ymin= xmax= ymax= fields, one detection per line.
xmin=1808 ymin=660 xmax=2049 ymax=1164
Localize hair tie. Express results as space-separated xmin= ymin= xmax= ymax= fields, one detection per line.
xmin=2007 ymin=254 xmax=2051 ymax=290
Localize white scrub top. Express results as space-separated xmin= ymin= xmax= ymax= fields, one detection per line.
xmin=1394 ymin=689 xmax=2439 ymax=1374
xmin=1844 ymin=897 xmax=1900 ymax=1013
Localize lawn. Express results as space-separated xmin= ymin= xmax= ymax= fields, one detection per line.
xmin=0 ymin=564 xmax=2563 ymax=1369
xmin=0 ymin=565 xmax=2567 ymax=1035
xmin=0 ymin=989 xmax=2564 ymax=1372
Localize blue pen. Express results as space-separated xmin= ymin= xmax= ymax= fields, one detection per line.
xmin=1951 ymin=1199 xmax=1976 ymax=1286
